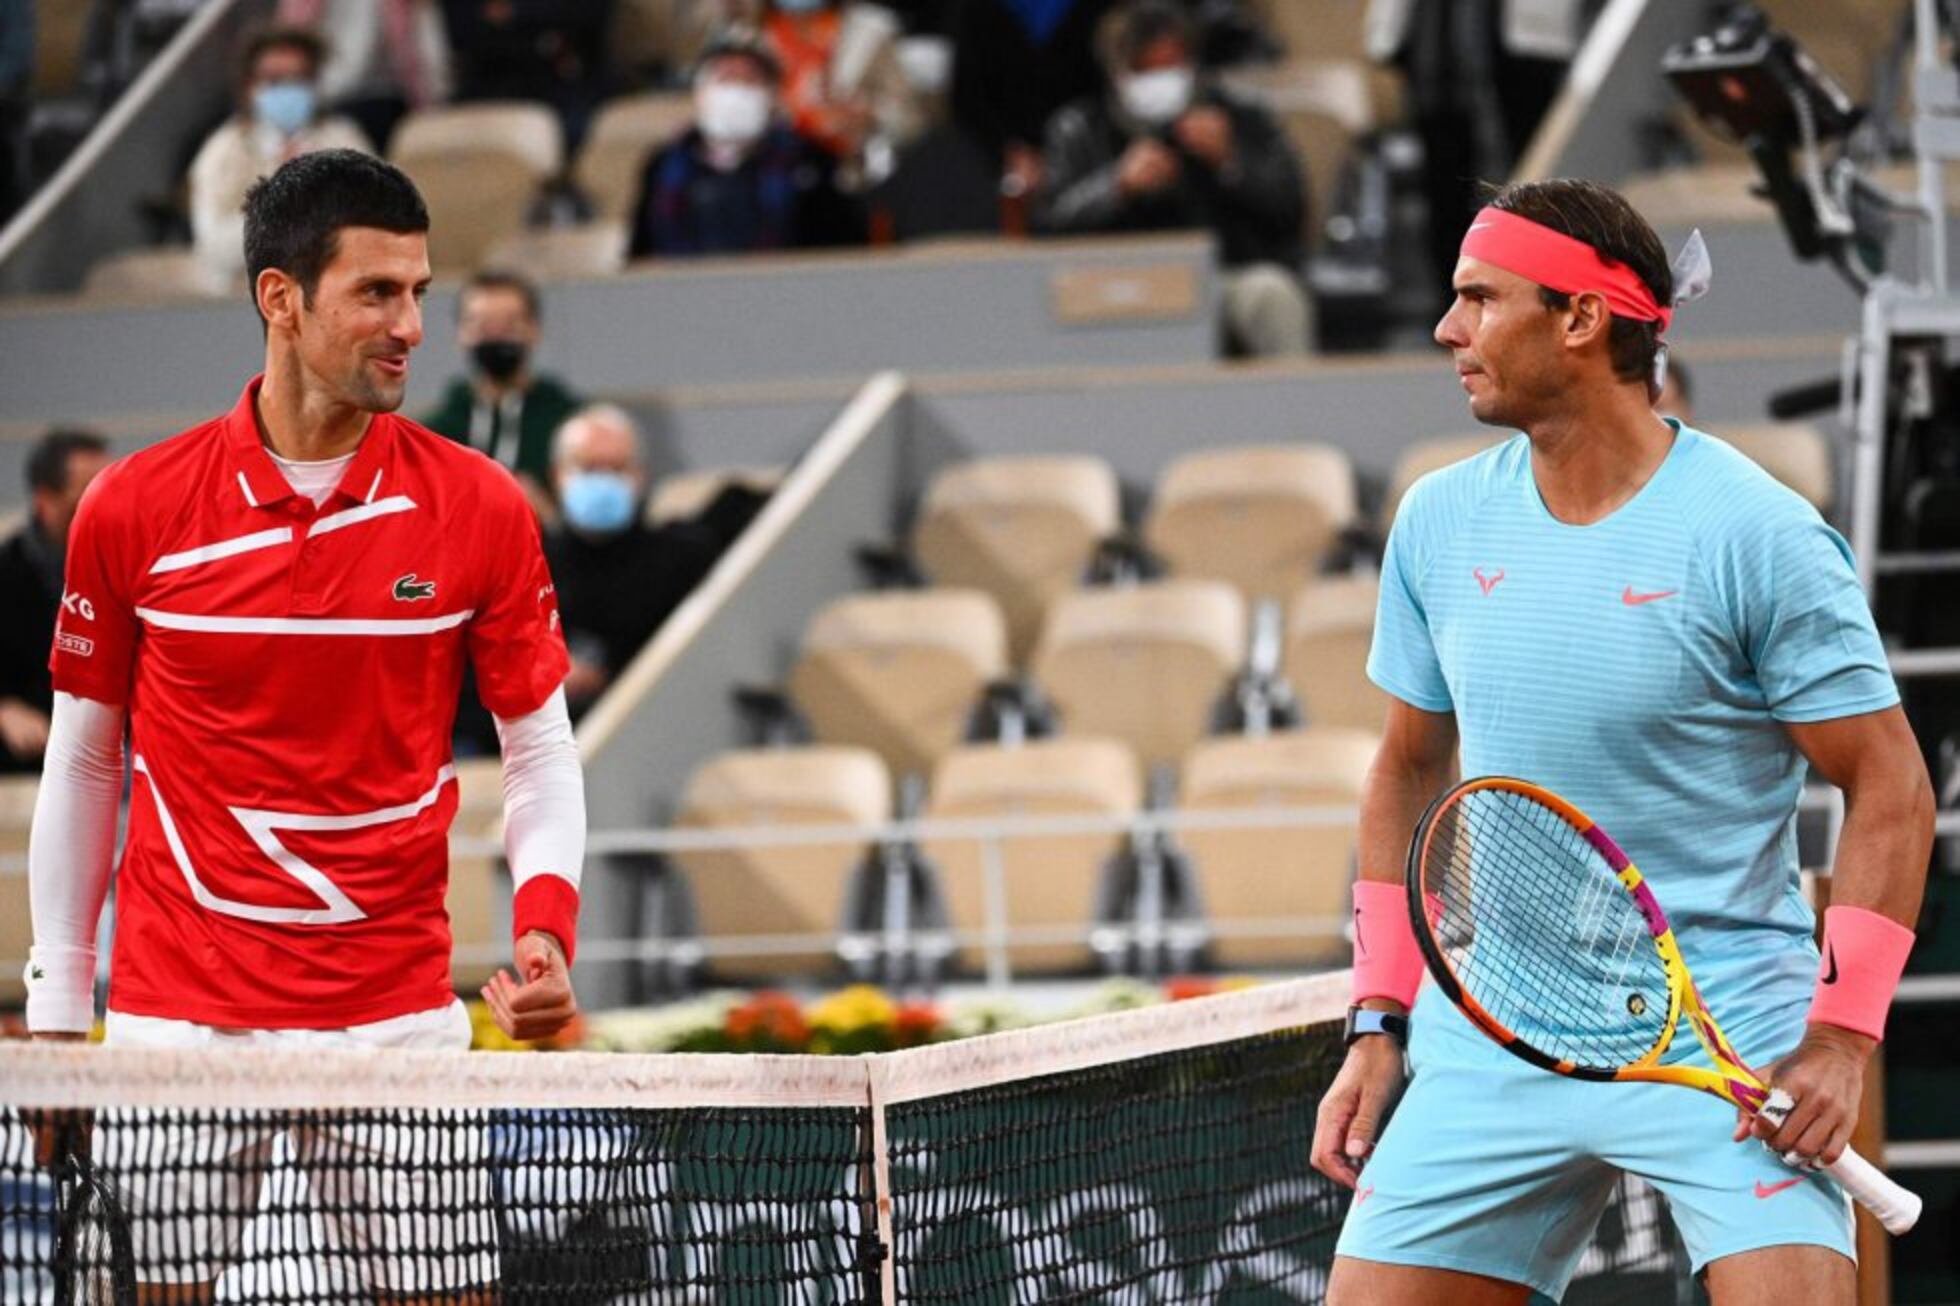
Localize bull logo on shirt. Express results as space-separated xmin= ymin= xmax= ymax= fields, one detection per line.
xmin=392 ymin=574 xmax=437 ymax=603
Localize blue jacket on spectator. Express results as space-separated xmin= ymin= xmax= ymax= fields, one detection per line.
xmin=627 ymin=123 xmax=865 ymax=259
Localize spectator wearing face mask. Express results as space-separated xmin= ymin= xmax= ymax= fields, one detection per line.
xmin=188 ymin=26 xmax=373 ymax=286
xmin=627 ymin=26 xmax=867 ymax=258
xmin=276 ymin=0 xmax=453 ymax=152
xmin=1038 ymin=0 xmax=1310 ymax=356
xmin=421 ymin=270 xmax=579 ymax=518
xmin=0 ymin=429 xmax=110 ymax=773
xmin=544 ymin=405 xmax=769 ymax=718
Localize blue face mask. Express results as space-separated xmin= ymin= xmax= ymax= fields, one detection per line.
xmin=560 ymin=471 xmax=636 ymax=536
xmin=253 ymin=81 xmax=317 ymax=136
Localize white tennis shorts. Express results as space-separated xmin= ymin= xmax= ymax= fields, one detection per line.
xmin=98 ymin=1000 xmax=497 ymax=1293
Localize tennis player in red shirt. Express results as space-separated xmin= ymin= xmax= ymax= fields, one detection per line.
xmin=24 ymin=149 xmax=584 ymax=1299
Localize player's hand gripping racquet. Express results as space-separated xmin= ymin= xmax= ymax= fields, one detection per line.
xmin=1407 ymin=775 xmax=1922 ymax=1235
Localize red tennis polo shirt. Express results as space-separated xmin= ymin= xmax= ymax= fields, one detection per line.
xmin=50 ymin=376 xmax=572 ymax=1029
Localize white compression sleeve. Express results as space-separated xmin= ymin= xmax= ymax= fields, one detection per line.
xmin=25 ymin=692 xmax=126 ymax=1032
xmin=493 ymin=687 xmax=586 ymax=954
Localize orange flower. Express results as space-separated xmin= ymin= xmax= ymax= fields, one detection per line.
xmin=1165 ymin=976 xmax=1218 ymax=1003
xmin=894 ymin=1001 xmax=941 ymax=1047
xmin=725 ymin=991 xmax=810 ymax=1051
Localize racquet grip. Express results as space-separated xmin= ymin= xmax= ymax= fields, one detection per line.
xmin=1825 ymin=1144 xmax=1922 ymax=1235
xmin=1762 ymin=1088 xmax=1922 ymax=1234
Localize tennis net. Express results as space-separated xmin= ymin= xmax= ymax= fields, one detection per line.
xmin=1 ymin=975 xmax=1691 ymax=1303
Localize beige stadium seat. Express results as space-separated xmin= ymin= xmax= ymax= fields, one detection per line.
xmin=671 ymin=746 xmax=892 ymax=979
xmin=1285 ymin=573 xmax=1388 ymax=733
xmin=645 ymin=465 xmax=784 ymax=525
xmin=485 ymin=220 xmax=629 ymax=281
xmin=390 ymin=103 xmax=563 ymax=275
xmin=0 ymin=776 xmax=38 ymax=1004
xmin=81 ymin=248 xmax=232 ymax=301
xmin=1380 ymin=432 xmax=1508 ymax=530
xmin=1033 ymin=579 xmax=1245 ymax=769
xmin=574 ymin=91 xmax=696 ymax=223
xmin=789 ymin=589 xmax=1008 ymax=778
xmin=1224 ymin=60 xmax=1386 ymax=241
xmin=1144 ymin=443 xmax=1358 ymax=602
xmin=1180 ymin=727 xmax=1376 ymax=968
xmin=911 ymin=455 xmax=1121 ymax=663
xmin=1717 ymin=423 xmax=1835 ymax=513
xmin=923 ymin=737 xmax=1142 ymax=973
xmin=446 ymin=759 xmax=508 ymax=992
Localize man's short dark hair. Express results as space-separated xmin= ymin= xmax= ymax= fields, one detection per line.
xmin=459 ymin=269 xmax=542 ymax=325
xmin=1100 ymin=0 xmax=1198 ymax=73
xmin=1484 ymin=179 xmax=1673 ymax=387
xmin=237 ymin=24 xmax=327 ymax=87
xmin=242 ymin=149 xmax=428 ymax=320
xmin=693 ymin=25 xmax=782 ymax=85
xmin=28 ymin=429 xmax=107 ymax=497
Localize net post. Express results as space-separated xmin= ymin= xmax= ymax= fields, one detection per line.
xmin=865 ymin=1054 xmax=899 ymax=1305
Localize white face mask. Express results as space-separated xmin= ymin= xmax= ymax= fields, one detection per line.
xmin=1119 ymin=66 xmax=1195 ymax=125
xmin=696 ymin=82 xmax=772 ymax=146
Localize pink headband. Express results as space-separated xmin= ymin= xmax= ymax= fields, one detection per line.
xmin=1460 ymin=206 xmax=1673 ymax=332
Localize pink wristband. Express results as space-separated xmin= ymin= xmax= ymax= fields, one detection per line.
xmin=1352 ymin=879 xmax=1426 ymax=1007
xmin=1807 ymin=904 xmax=1915 ymax=1041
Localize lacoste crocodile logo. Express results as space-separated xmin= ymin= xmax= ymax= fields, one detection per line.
xmin=393 ymin=574 xmax=436 ymax=603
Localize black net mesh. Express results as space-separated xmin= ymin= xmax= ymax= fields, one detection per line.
xmin=0 ymin=986 xmax=1695 ymax=1304
xmin=1422 ymin=785 xmax=1675 ymax=1072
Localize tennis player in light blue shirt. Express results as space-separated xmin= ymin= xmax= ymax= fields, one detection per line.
xmin=1314 ymin=179 xmax=1933 ymax=1306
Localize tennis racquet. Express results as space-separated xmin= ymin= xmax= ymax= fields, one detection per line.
xmin=1405 ymin=775 xmax=1922 ymax=1235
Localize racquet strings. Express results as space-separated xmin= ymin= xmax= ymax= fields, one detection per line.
xmin=1422 ymin=787 xmax=1673 ymax=1072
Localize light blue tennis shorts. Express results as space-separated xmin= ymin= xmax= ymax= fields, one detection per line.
xmin=1333 ymin=989 xmax=1856 ymax=1300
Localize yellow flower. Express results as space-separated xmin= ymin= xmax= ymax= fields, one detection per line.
xmin=808 ymin=984 xmax=898 ymax=1036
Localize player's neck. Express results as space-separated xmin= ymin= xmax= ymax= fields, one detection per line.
xmin=1525 ymin=382 xmax=1675 ymax=527
xmin=256 ymin=360 xmax=374 ymax=462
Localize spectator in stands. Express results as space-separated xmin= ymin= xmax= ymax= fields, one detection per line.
xmin=627 ymin=28 xmax=866 ymax=257
xmin=422 ymin=270 xmax=578 ymax=518
xmin=277 ymin=0 xmax=453 ymax=151
xmin=760 ymin=0 xmax=925 ymax=173
xmin=545 ymin=405 xmax=767 ymax=718
xmin=948 ymin=0 xmax=1119 ymax=210
xmin=0 ymin=430 xmax=110 ymax=773
xmin=0 ymin=0 xmax=29 ymax=223
xmin=1655 ymin=354 xmax=1693 ymax=423
xmin=1039 ymin=0 xmax=1309 ymax=356
xmin=189 ymin=26 xmax=372 ymax=286
xmin=443 ymin=0 xmax=614 ymax=148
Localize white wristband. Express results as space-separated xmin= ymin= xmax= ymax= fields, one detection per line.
xmin=24 ymin=945 xmax=97 ymax=1033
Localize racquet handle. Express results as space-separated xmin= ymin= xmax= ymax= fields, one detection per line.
xmin=1762 ymin=1089 xmax=1922 ymax=1235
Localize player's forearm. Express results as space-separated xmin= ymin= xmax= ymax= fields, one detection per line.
xmin=1356 ymin=734 xmax=1455 ymax=885
xmin=1824 ymin=749 xmax=1934 ymax=929
xmin=25 ymin=692 xmax=127 ymax=1033
xmin=495 ymin=687 xmax=586 ymax=962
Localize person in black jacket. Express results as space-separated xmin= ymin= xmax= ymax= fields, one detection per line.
xmin=543 ymin=405 xmax=768 ymax=721
xmin=0 ymin=429 xmax=110 ymax=772
xmin=1038 ymin=0 xmax=1309 ymax=355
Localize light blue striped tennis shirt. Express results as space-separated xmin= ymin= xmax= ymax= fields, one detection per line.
xmin=1370 ymin=422 xmax=1899 ymax=1058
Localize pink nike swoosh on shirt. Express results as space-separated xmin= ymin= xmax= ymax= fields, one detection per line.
xmin=1622 ymin=586 xmax=1678 ymax=606
xmin=1754 ymin=1177 xmax=1804 ymax=1199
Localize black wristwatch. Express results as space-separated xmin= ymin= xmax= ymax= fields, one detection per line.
xmin=1343 ymin=1006 xmax=1410 ymax=1049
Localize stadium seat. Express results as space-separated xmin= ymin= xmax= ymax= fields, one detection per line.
xmin=1224 ymin=60 xmax=1382 ymax=244
xmin=1033 ymin=579 xmax=1246 ymax=769
xmin=910 ymin=454 xmax=1121 ymax=663
xmin=1178 ymin=727 xmax=1376 ymax=968
xmin=485 ymin=220 xmax=629 ymax=281
xmin=0 ymin=776 xmax=36 ymax=1004
xmin=80 ymin=247 xmax=231 ymax=301
xmin=788 ymin=589 xmax=1009 ymax=778
xmin=389 ymin=103 xmax=563 ymax=275
xmin=646 ymin=465 xmax=785 ymax=526
xmin=1718 ymin=422 xmax=1835 ymax=512
xmin=1284 ymin=573 xmax=1388 ymax=732
xmin=1144 ymin=443 xmax=1357 ymax=602
xmin=669 ymin=745 xmax=892 ymax=978
xmin=446 ymin=759 xmax=508 ymax=993
xmin=573 ymin=91 xmax=696 ymax=223
xmin=922 ymin=736 xmax=1142 ymax=973
xmin=1380 ymin=432 xmax=1508 ymax=530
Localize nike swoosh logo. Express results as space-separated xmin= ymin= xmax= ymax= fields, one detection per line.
xmin=1821 ymin=943 xmax=1838 ymax=985
xmin=1755 ymin=1177 xmax=1804 ymax=1199
xmin=1622 ymin=586 xmax=1678 ymax=606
